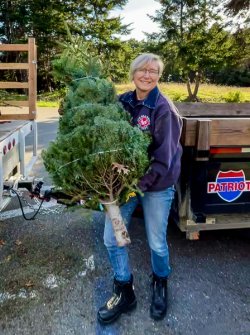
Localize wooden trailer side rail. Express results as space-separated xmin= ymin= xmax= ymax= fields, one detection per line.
xmin=177 ymin=102 xmax=250 ymax=154
xmin=0 ymin=38 xmax=37 ymax=120
xmin=181 ymin=117 xmax=250 ymax=147
xmin=174 ymin=103 xmax=250 ymax=239
xmin=175 ymin=102 xmax=250 ymax=117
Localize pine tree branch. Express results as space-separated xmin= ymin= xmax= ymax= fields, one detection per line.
xmin=108 ymin=169 xmax=116 ymax=201
xmin=79 ymin=172 xmax=103 ymax=196
xmin=72 ymin=76 xmax=98 ymax=82
xmin=92 ymin=174 xmax=111 ymax=197
xmin=116 ymin=175 xmax=127 ymax=197
xmin=94 ymin=160 xmax=113 ymax=196
xmin=57 ymin=158 xmax=80 ymax=171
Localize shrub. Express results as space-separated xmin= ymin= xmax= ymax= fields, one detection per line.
xmin=224 ymin=91 xmax=244 ymax=103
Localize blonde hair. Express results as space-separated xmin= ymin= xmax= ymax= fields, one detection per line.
xmin=129 ymin=53 xmax=164 ymax=80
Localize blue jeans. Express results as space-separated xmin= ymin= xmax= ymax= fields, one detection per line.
xmin=103 ymin=186 xmax=175 ymax=282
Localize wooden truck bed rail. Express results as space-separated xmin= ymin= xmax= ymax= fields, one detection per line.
xmin=176 ymin=103 xmax=250 ymax=153
xmin=0 ymin=38 xmax=37 ymax=120
xmin=175 ymin=102 xmax=250 ymax=118
xmin=181 ymin=117 xmax=250 ymax=148
xmin=0 ymin=39 xmax=37 ymax=211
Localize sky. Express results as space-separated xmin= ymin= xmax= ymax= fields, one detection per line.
xmin=113 ymin=0 xmax=162 ymax=40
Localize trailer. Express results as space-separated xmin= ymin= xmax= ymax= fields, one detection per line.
xmin=0 ymin=38 xmax=37 ymax=211
xmin=174 ymin=102 xmax=250 ymax=239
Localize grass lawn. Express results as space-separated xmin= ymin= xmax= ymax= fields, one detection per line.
xmin=115 ymin=82 xmax=250 ymax=103
xmin=28 ymin=83 xmax=250 ymax=107
xmin=2 ymin=83 xmax=250 ymax=107
xmin=37 ymin=101 xmax=60 ymax=107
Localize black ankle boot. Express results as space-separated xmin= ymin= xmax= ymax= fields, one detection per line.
xmin=150 ymin=273 xmax=168 ymax=320
xmin=97 ymin=276 xmax=137 ymax=324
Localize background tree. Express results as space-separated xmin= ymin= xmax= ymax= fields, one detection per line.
xmin=207 ymin=26 xmax=250 ymax=86
xmin=0 ymin=0 xmax=70 ymax=90
xmin=147 ymin=0 xmax=230 ymax=101
xmin=146 ymin=0 xmax=250 ymax=99
xmin=0 ymin=0 xmax=130 ymax=91
xmin=225 ymin=0 xmax=250 ymax=15
xmin=106 ymin=39 xmax=146 ymax=82
xmin=0 ymin=0 xmax=249 ymax=92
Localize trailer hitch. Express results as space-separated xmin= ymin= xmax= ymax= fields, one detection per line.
xmin=3 ymin=181 xmax=81 ymax=221
xmin=30 ymin=181 xmax=75 ymax=205
xmin=5 ymin=181 xmax=61 ymax=221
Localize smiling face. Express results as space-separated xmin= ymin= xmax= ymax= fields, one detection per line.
xmin=133 ymin=60 xmax=160 ymax=100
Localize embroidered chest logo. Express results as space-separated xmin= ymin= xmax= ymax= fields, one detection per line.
xmin=137 ymin=115 xmax=150 ymax=130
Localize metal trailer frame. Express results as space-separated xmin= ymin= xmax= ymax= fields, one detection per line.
xmin=0 ymin=38 xmax=37 ymax=211
xmin=0 ymin=120 xmax=37 ymax=211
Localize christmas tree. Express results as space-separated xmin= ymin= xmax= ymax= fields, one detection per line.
xmin=42 ymin=35 xmax=150 ymax=246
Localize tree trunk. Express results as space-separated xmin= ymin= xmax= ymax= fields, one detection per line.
xmin=186 ymin=73 xmax=201 ymax=102
xmin=102 ymin=200 xmax=131 ymax=247
xmin=187 ymin=78 xmax=193 ymax=100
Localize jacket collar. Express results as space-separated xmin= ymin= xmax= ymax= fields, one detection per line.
xmin=121 ymin=86 xmax=160 ymax=109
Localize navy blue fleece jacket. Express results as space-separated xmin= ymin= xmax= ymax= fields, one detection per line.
xmin=119 ymin=86 xmax=183 ymax=192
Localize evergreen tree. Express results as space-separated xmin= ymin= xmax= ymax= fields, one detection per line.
xmin=147 ymin=0 xmax=233 ymax=100
xmin=42 ymin=37 xmax=150 ymax=246
xmin=225 ymin=0 xmax=250 ymax=15
xmin=0 ymin=0 xmax=130 ymax=91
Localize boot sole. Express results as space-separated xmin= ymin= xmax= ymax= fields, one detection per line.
xmin=150 ymin=308 xmax=167 ymax=321
xmin=97 ymin=299 xmax=137 ymax=325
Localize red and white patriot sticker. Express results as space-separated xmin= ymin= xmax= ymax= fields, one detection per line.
xmin=137 ymin=115 xmax=150 ymax=130
xmin=207 ymin=170 xmax=250 ymax=202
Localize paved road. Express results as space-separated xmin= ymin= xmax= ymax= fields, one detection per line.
xmin=0 ymin=108 xmax=249 ymax=335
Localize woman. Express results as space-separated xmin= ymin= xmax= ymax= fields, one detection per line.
xmin=98 ymin=53 xmax=183 ymax=324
